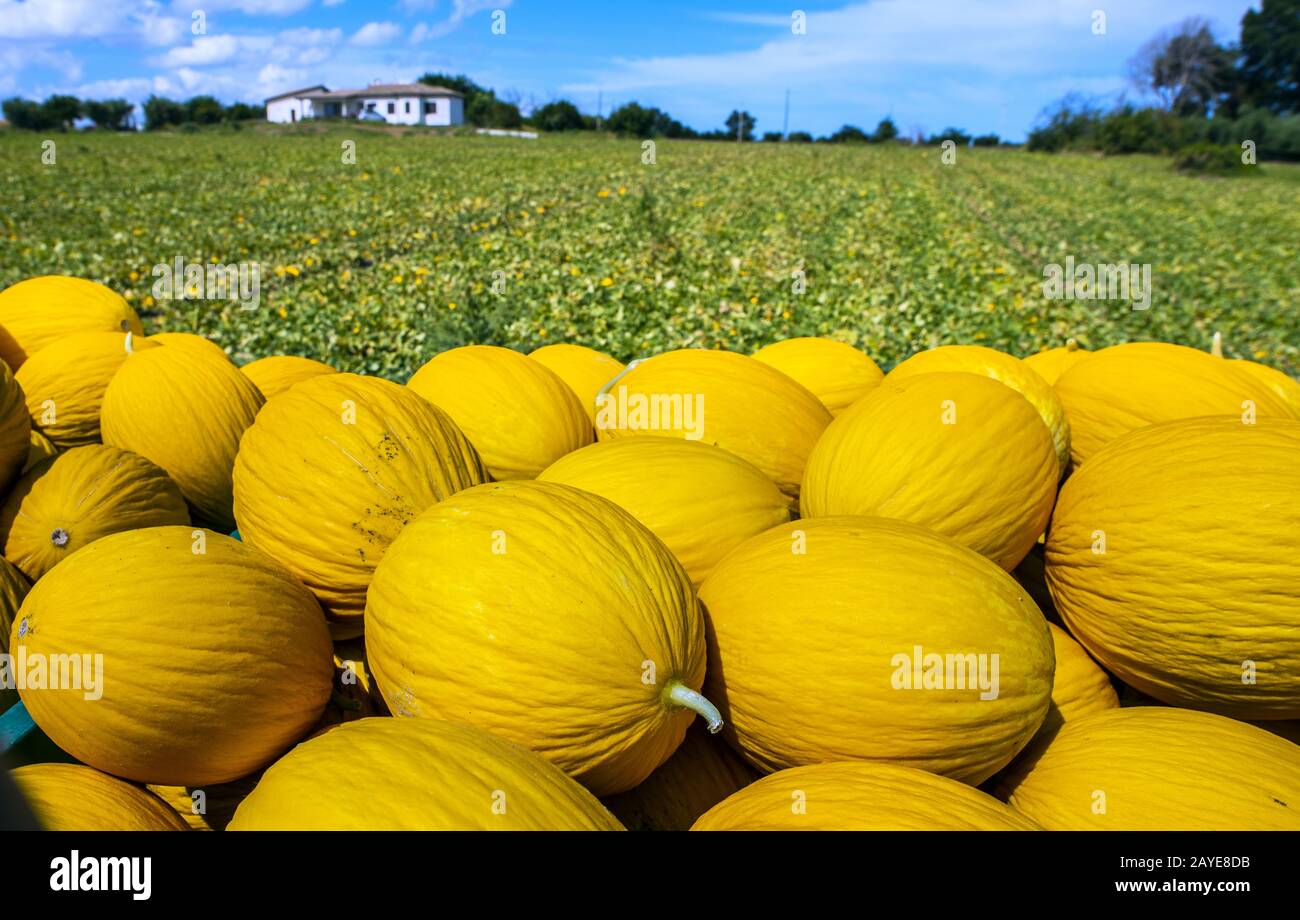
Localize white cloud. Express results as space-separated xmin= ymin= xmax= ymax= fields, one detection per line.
xmin=159 ymin=34 xmax=241 ymax=67
xmin=0 ymin=0 xmax=135 ymax=38
xmin=184 ymin=0 xmax=314 ymax=15
xmin=350 ymin=21 xmax=402 ymax=47
xmin=413 ymin=0 xmax=512 ymax=41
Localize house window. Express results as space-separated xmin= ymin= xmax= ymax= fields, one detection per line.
xmin=426 ymin=101 xmax=437 ymax=114
xmin=366 ymin=103 xmax=376 ymax=112
xmin=387 ymin=102 xmax=395 ymax=114
xmin=404 ymin=101 xmax=410 ymax=114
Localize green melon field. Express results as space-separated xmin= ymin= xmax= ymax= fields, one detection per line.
xmin=1 ymin=125 xmax=1297 ymax=378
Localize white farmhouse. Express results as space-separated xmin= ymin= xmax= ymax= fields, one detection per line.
xmin=265 ymin=82 xmax=465 ymax=126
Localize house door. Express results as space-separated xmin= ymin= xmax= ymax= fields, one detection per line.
xmin=291 ymin=110 xmax=297 ymax=122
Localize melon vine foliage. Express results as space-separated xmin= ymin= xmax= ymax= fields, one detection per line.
xmin=1 ymin=129 xmax=1297 ymax=380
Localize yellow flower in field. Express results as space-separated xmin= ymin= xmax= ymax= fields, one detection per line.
xmin=597 ymin=189 xmax=611 ymax=198
xmin=132 ymin=228 xmax=143 ymax=236
xmin=309 ymin=238 xmax=319 ymax=245
xmin=415 ymin=267 xmax=428 ymax=276
xmin=536 ymin=206 xmax=545 ymax=214
xmin=1255 ymin=349 xmax=1269 ymax=360
xmin=305 ymin=257 xmax=314 ymax=267
xmin=278 ymin=307 xmax=287 ymax=319
xmin=144 ymin=295 xmax=154 ymax=307
xmin=538 ymin=329 xmax=548 ymax=338
xmin=600 ymin=277 xmax=613 ymax=287
xmin=781 ymin=310 xmax=791 ymax=319
xmin=569 ymin=267 xmax=581 ymax=276
xmin=347 ymin=229 xmax=357 ymax=237
xmin=286 ymin=266 xmax=301 ymax=277
xmin=394 ymin=275 xmax=404 ymax=284
xmin=448 ymin=302 xmax=457 ymax=310
xmin=342 ymin=269 xmax=351 ymax=281
xmin=352 ymin=324 xmax=361 ymax=333
xmin=618 ymin=186 xmax=627 ymax=195
xmin=128 ymin=270 xmax=139 ymax=282
xmin=749 ymin=296 xmax=759 ymax=305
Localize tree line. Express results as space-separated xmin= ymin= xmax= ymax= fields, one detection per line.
xmin=1 ymin=93 xmax=264 ymax=131
xmin=1028 ymin=0 xmax=1299 ymax=162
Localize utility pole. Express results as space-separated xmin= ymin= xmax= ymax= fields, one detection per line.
xmin=596 ymin=91 xmax=603 ymax=131
xmin=782 ymin=89 xmax=790 ymax=139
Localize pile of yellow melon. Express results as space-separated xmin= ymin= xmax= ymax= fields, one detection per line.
xmin=2 ymin=274 xmax=1298 ymax=832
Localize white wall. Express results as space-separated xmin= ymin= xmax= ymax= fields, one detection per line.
xmin=423 ymin=97 xmax=463 ymax=127
xmin=267 ymin=97 xmax=309 ymax=124
xmin=268 ymin=94 xmax=462 ymax=126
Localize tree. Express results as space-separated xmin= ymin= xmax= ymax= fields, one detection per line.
xmin=787 ymin=130 xmax=814 ymax=143
xmin=184 ymin=95 xmax=224 ymax=125
xmin=927 ymin=127 xmax=972 ymax=146
xmin=829 ymin=124 xmax=869 ymax=143
xmin=143 ymin=95 xmax=185 ymax=130
xmin=1128 ymin=18 xmax=1235 ymax=116
xmin=725 ymin=110 xmax=756 ymax=141
xmin=972 ymin=133 xmax=1000 ymax=147
xmin=761 ymin=131 xmax=784 ymax=142
xmin=872 ymin=116 xmax=899 ymax=142
xmin=1238 ymin=0 xmax=1300 ymax=114
xmin=532 ymin=100 xmax=585 ymax=132
xmin=606 ymin=102 xmax=693 ymax=138
xmin=467 ymin=95 xmax=523 ymax=129
xmin=224 ymin=102 xmax=265 ymax=122
xmin=41 ymin=95 xmax=82 ymax=130
xmin=2 ymin=98 xmax=56 ymax=130
xmin=83 ymin=98 xmax=134 ymax=130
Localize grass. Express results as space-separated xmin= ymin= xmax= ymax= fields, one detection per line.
xmin=1 ymin=127 xmax=1297 ymax=379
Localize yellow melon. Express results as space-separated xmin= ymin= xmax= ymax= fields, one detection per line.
xmin=603 ymin=721 xmax=760 ymax=831
xmin=595 ymin=349 xmax=831 ymax=509
xmin=23 ymin=429 xmax=57 ymax=474
xmin=1039 ymin=623 xmax=1119 ymax=737
xmin=0 ymin=358 xmax=30 ymax=492
xmin=11 ymin=763 xmax=189 ymax=831
xmin=1054 ymin=341 xmax=1296 ymax=466
xmin=101 ymin=346 xmax=264 ymax=531
xmin=14 ymin=331 xmax=157 ymax=449
xmin=1230 ymin=358 xmax=1300 ymax=415
xmin=0 ymin=444 xmax=189 ymax=582
xmin=365 ymin=480 xmax=716 ymax=795
xmin=751 ymin=337 xmax=884 ymax=416
xmin=239 ymin=355 xmax=337 ymax=400
xmin=887 ymin=344 xmax=1070 ymax=474
xmin=0 ymin=556 xmax=29 ymax=714
xmin=1046 ymin=416 xmax=1300 ymax=719
xmin=538 ymin=439 xmax=790 ymax=585
xmin=148 ymin=331 xmax=229 ymax=363
xmin=0 ymin=276 xmax=143 ymax=371
xmin=407 ymin=345 xmax=591 ymax=479
xmin=528 ymin=343 xmax=624 ymax=424
xmin=694 ymin=761 xmax=1041 ymax=830
xmin=699 ymin=516 xmax=1054 ymax=783
xmin=1022 ymin=339 xmax=1090 ymax=386
xmin=13 ymin=526 xmax=333 ymax=785
xmin=998 ymin=707 xmax=1300 ymax=829
xmin=228 ymin=718 xmax=624 ymax=830
xmin=801 ymin=372 xmax=1057 ymax=571
xmin=232 ymin=373 xmax=488 ymax=639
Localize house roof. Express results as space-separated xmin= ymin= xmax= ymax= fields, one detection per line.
xmin=264 ymin=85 xmax=328 ymax=103
xmin=274 ymin=83 xmax=465 ymax=103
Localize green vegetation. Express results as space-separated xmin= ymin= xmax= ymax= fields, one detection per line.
xmin=1 ymin=130 xmax=1296 ymax=380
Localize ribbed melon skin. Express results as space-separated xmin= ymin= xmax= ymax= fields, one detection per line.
xmin=596 ymin=349 xmax=831 ymax=509
xmin=101 ymin=347 xmax=264 ymax=532
xmin=699 ymin=516 xmax=1054 ymax=783
xmin=0 ymin=556 xmax=29 ymax=714
xmin=604 ymin=721 xmax=761 ymax=831
xmin=1047 ymin=416 xmax=1300 ymax=719
xmin=13 ymin=526 xmax=333 ymax=785
xmin=538 ymin=438 xmax=790 ymax=585
xmin=146 ymin=774 xmax=261 ymax=831
xmin=1054 ymin=342 xmax=1297 ymax=466
xmin=1022 ymin=341 xmax=1090 ymax=386
xmin=229 ymin=718 xmax=624 ymax=830
xmin=887 ymin=344 xmax=1071 ymax=474
xmin=13 ymin=763 xmax=189 ymax=831
xmin=693 ymin=762 xmax=1040 ymax=830
xmin=751 ymin=337 xmax=884 ymax=416
xmin=0 ymin=357 xmax=31 ymax=493
xmin=999 ymin=707 xmax=1300 ymax=830
xmin=232 ymin=373 xmax=488 ymax=637
xmin=147 ymin=332 xmax=229 ymax=363
xmin=24 ymin=430 xmax=58 ymax=474
xmin=239 ymin=355 xmax=337 ymax=400
xmin=0 ymin=276 xmax=143 ymax=372
xmin=365 ymin=480 xmax=707 ymax=795
xmin=0 ymin=444 xmax=190 ymax=581
xmin=1039 ymin=623 xmax=1119 ymax=737
xmin=407 ymin=345 xmax=592 ymax=480
xmin=15 ymin=331 xmax=157 ymax=449
xmin=801 ymin=372 xmax=1058 ymax=571
xmin=1231 ymin=358 xmax=1300 ymax=415
xmin=528 ymin=343 xmax=624 ymax=424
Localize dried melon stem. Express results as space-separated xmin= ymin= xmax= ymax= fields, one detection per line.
xmin=664 ymin=681 xmax=723 ymax=734
xmin=1211 ymin=331 xmax=1223 ymax=358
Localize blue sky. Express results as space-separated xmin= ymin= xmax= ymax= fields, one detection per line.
xmin=0 ymin=0 xmax=1260 ymax=139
